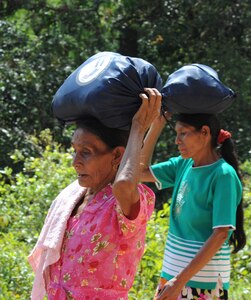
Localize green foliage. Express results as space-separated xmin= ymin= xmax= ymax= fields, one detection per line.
xmin=129 ymin=203 xmax=169 ymax=299
xmin=229 ymin=160 xmax=251 ymax=298
xmin=1 ymin=0 xmax=251 ymax=172
xmin=0 ymin=130 xmax=75 ymax=244
xmin=0 ymin=130 xmax=75 ymax=299
xmin=0 ymin=233 xmax=33 ymax=300
xmin=0 ymin=1 xmax=119 ymax=170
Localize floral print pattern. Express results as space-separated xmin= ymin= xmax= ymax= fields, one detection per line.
xmin=178 ymin=286 xmax=228 ymax=300
xmin=47 ymin=184 xmax=155 ymax=300
xmin=155 ymin=278 xmax=228 ymax=300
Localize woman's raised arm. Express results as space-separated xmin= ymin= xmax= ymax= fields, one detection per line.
xmin=112 ymin=88 xmax=161 ymax=219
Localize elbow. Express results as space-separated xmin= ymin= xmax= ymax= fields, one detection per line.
xmin=112 ymin=179 xmax=140 ymax=219
xmin=112 ymin=178 xmax=136 ymax=199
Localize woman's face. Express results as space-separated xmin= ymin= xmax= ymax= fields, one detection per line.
xmin=71 ymin=128 xmax=117 ymax=190
xmin=175 ymin=121 xmax=207 ymax=160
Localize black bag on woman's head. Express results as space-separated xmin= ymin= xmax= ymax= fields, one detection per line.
xmin=52 ymin=51 xmax=162 ymax=130
xmin=161 ymin=64 xmax=236 ymax=114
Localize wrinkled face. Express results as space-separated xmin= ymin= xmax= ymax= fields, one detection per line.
xmin=71 ymin=128 xmax=116 ymax=189
xmin=175 ymin=121 xmax=207 ymax=159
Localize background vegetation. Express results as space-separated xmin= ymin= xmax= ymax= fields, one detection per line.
xmin=0 ymin=0 xmax=251 ymax=299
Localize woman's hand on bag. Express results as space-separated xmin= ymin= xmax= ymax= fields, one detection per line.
xmin=133 ymin=88 xmax=161 ymax=133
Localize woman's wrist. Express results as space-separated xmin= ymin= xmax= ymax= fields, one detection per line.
xmin=131 ymin=120 xmax=150 ymax=136
xmin=174 ymin=273 xmax=187 ymax=290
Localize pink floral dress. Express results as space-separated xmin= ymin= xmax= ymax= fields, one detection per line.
xmin=47 ymin=183 xmax=155 ymax=300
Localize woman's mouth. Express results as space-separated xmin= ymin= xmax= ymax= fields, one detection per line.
xmin=77 ymin=174 xmax=87 ymax=178
xmin=178 ymin=148 xmax=186 ymax=153
xmin=178 ymin=148 xmax=188 ymax=156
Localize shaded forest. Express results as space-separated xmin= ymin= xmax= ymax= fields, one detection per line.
xmin=1 ymin=0 xmax=251 ymax=173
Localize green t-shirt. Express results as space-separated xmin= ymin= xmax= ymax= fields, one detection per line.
xmin=151 ymin=156 xmax=242 ymax=290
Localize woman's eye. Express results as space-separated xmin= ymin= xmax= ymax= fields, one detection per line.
xmin=71 ymin=149 xmax=89 ymax=157
xmin=79 ymin=150 xmax=91 ymax=157
xmin=71 ymin=145 xmax=92 ymax=158
xmin=82 ymin=149 xmax=91 ymax=154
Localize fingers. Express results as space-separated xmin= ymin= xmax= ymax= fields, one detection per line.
xmin=155 ymin=287 xmax=165 ymax=300
xmin=139 ymin=88 xmax=161 ymax=120
xmin=139 ymin=92 xmax=149 ymax=105
xmin=138 ymin=93 xmax=150 ymax=118
xmin=144 ymin=87 xmax=161 ymax=98
xmin=144 ymin=88 xmax=162 ymax=116
xmin=134 ymin=88 xmax=162 ymax=131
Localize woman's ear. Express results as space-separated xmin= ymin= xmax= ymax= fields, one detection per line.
xmin=112 ymin=146 xmax=125 ymax=166
xmin=201 ymin=125 xmax=210 ymax=136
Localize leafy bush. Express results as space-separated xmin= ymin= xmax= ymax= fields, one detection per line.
xmin=129 ymin=203 xmax=169 ymax=299
xmin=0 ymin=233 xmax=32 ymax=300
xmin=0 ymin=130 xmax=75 ymax=299
xmin=229 ymin=160 xmax=251 ymax=299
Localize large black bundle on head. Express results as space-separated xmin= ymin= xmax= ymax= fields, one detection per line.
xmin=161 ymin=64 xmax=236 ymax=114
xmin=52 ymin=51 xmax=162 ymax=130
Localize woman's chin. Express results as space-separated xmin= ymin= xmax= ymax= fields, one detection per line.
xmin=77 ymin=175 xmax=89 ymax=187
xmin=180 ymin=153 xmax=190 ymax=159
xmin=78 ymin=180 xmax=86 ymax=187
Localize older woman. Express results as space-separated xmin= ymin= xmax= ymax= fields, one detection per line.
xmin=28 ymin=88 xmax=161 ymax=300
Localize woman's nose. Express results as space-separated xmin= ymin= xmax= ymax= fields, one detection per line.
xmin=175 ymin=136 xmax=180 ymax=145
xmin=72 ymin=152 xmax=81 ymax=168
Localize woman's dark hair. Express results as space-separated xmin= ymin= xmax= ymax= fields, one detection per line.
xmin=176 ymin=113 xmax=246 ymax=253
xmin=76 ymin=116 xmax=130 ymax=149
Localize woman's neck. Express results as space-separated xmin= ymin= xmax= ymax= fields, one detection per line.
xmin=87 ymin=172 xmax=116 ymax=196
xmin=193 ymin=151 xmax=220 ymax=167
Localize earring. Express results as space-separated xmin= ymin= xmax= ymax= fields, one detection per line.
xmin=112 ymin=164 xmax=119 ymax=171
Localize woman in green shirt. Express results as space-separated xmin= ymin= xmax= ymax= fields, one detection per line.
xmin=140 ymin=88 xmax=246 ymax=300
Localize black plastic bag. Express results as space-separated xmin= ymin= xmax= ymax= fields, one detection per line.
xmin=161 ymin=64 xmax=236 ymax=114
xmin=52 ymin=51 xmax=162 ymax=130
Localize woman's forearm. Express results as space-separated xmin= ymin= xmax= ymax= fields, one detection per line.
xmin=115 ymin=123 xmax=145 ymax=189
xmin=113 ymin=88 xmax=161 ymax=218
xmin=141 ymin=122 xmax=165 ymax=166
xmin=170 ymin=228 xmax=229 ymax=292
xmin=140 ymin=120 xmax=166 ymax=182
xmin=156 ymin=227 xmax=229 ymax=300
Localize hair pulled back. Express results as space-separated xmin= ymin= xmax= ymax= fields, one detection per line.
xmin=76 ymin=116 xmax=130 ymax=149
xmin=176 ymin=113 xmax=246 ymax=253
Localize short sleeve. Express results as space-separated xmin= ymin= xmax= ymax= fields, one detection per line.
xmin=115 ymin=183 xmax=155 ymax=238
xmin=213 ymin=170 xmax=242 ymax=230
xmin=150 ymin=157 xmax=183 ymax=190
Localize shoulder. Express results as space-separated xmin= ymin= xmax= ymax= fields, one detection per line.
xmin=152 ymin=156 xmax=193 ymax=170
xmin=137 ymin=183 xmax=155 ymax=197
xmin=56 ymin=180 xmax=84 ymax=199
xmin=214 ymin=159 xmax=239 ymax=178
xmin=50 ymin=180 xmax=86 ymax=211
xmin=113 ymin=183 xmax=155 ymax=236
xmin=212 ymin=159 xmax=242 ymax=189
xmin=137 ymin=183 xmax=155 ymax=217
